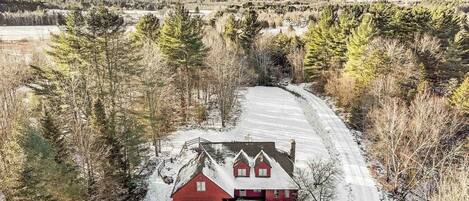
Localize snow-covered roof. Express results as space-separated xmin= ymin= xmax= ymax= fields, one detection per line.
xmin=233 ymin=149 xmax=250 ymax=166
xmin=171 ymin=142 xmax=298 ymax=197
xmin=254 ymin=150 xmax=271 ymax=167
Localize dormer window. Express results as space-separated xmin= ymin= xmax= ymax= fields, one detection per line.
xmin=233 ymin=150 xmax=250 ymax=177
xmin=254 ymin=150 xmax=272 ymax=177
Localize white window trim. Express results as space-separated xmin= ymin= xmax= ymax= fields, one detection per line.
xmin=196 ymin=181 xmax=206 ymax=192
xmin=237 ymin=168 xmax=247 ymax=176
xmin=285 ymin=190 xmax=290 ymax=198
xmin=253 ymin=189 xmax=261 ymax=193
xmin=274 ymin=190 xmax=279 ymax=198
xmin=239 ymin=190 xmax=246 ymax=197
xmin=259 ymin=168 xmax=268 ymax=176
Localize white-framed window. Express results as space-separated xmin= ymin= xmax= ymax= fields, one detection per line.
xmin=285 ymin=190 xmax=290 ymax=198
xmin=274 ymin=190 xmax=279 ymax=198
xmin=237 ymin=168 xmax=247 ymax=176
xmin=259 ymin=168 xmax=268 ymax=176
xmin=239 ymin=190 xmax=246 ymax=197
xmin=196 ymin=181 xmax=206 ymax=192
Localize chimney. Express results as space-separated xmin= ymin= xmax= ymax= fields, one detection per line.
xmin=289 ymin=139 xmax=296 ymax=163
xmin=244 ymin=134 xmax=252 ymax=142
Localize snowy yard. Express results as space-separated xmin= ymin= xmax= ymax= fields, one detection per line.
xmin=144 ymin=86 xmax=382 ymax=201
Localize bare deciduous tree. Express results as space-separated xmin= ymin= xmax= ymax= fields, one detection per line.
xmin=294 ymin=159 xmax=341 ymax=201
xmin=287 ymin=47 xmax=305 ymax=83
xmin=0 ymin=48 xmax=30 ymax=198
xmin=431 ymin=160 xmax=469 ymax=201
xmin=367 ymin=89 xmax=466 ymax=200
xmin=205 ymin=30 xmax=247 ymax=127
xmin=140 ymin=43 xmax=176 ymax=156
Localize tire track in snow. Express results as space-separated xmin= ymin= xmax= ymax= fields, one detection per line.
xmin=284 ymin=85 xmax=383 ymax=201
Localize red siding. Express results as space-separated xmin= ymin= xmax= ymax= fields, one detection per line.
xmin=234 ymin=189 xmax=263 ymax=197
xmin=172 ymin=172 xmax=232 ymax=201
xmin=254 ymin=162 xmax=271 ymax=177
xmin=265 ymin=190 xmax=297 ymax=201
xmin=233 ymin=161 xmax=250 ymax=177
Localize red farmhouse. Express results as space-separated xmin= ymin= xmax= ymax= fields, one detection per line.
xmin=171 ymin=141 xmax=298 ymax=201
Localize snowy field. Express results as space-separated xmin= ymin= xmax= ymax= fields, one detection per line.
xmin=261 ymin=26 xmax=308 ymax=35
xmin=0 ymin=9 xmax=214 ymax=41
xmin=0 ymin=24 xmax=306 ymax=41
xmin=144 ymin=86 xmax=382 ymax=201
xmin=0 ymin=26 xmax=59 ymax=41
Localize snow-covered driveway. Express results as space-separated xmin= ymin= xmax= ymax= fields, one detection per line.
xmin=144 ymin=86 xmax=381 ymax=201
xmin=285 ymin=85 xmax=381 ymax=201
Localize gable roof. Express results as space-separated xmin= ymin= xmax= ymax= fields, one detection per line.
xmin=233 ymin=149 xmax=250 ymax=166
xmin=201 ymin=142 xmax=294 ymax=175
xmin=171 ymin=150 xmax=234 ymax=197
xmin=254 ymin=150 xmax=271 ymax=168
xmin=171 ymin=141 xmax=297 ymax=196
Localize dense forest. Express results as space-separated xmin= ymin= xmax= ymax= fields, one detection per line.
xmin=301 ymin=3 xmax=468 ymax=200
xmin=0 ymin=1 xmax=468 ymax=201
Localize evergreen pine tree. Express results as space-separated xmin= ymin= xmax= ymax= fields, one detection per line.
xmin=368 ymin=2 xmax=397 ymax=37
xmin=459 ymin=21 xmax=469 ymax=70
xmin=92 ymin=98 xmax=128 ymax=200
xmin=17 ymin=126 xmax=85 ymax=201
xmin=134 ymin=14 xmax=160 ymax=43
xmin=238 ymin=9 xmax=262 ymax=53
xmin=330 ymin=9 xmax=358 ymax=64
xmin=443 ymin=25 xmax=469 ymax=83
xmin=430 ymin=6 xmax=461 ymax=48
xmin=159 ymin=4 xmax=206 ymax=71
xmin=450 ymin=74 xmax=469 ymax=113
xmin=32 ymin=6 xmax=146 ymax=200
xmin=41 ymin=109 xmax=69 ymax=165
xmin=303 ymin=7 xmax=335 ymax=81
xmin=47 ymin=9 xmax=85 ymax=69
xmin=344 ymin=14 xmax=376 ymax=79
xmin=223 ymin=14 xmax=239 ymax=47
xmin=158 ymin=4 xmax=206 ymax=119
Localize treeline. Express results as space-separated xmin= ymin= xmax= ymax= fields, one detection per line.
xmin=0 ymin=0 xmax=57 ymax=12
xmin=0 ymin=4 xmax=268 ymax=200
xmin=0 ymin=10 xmax=64 ymax=26
xmin=0 ymin=0 xmax=163 ymax=11
xmin=301 ymin=2 xmax=468 ymax=200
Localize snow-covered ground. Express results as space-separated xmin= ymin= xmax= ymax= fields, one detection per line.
xmin=285 ymin=85 xmax=382 ymax=201
xmin=0 ymin=24 xmax=306 ymax=41
xmin=261 ymin=25 xmax=307 ymax=35
xmin=144 ymin=86 xmax=382 ymax=201
xmin=0 ymin=26 xmax=59 ymax=40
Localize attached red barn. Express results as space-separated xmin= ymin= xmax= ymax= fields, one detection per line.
xmin=171 ymin=141 xmax=298 ymax=201
xmin=172 ymin=172 xmax=231 ymax=201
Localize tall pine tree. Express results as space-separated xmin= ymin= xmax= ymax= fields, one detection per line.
xmin=450 ymin=74 xmax=469 ymax=113
xmin=344 ymin=14 xmax=376 ymax=81
xmin=238 ymin=9 xmax=262 ymax=53
xmin=31 ymin=6 xmax=148 ymax=200
xmin=158 ymin=4 xmax=206 ymax=120
xmin=92 ymin=98 xmax=128 ymax=201
xmin=41 ymin=109 xmax=69 ymax=165
xmin=443 ymin=20 xmax=469 ymax=83
xmin=303 ymin=7 xmax=335 ymax=81
xmin=223 ymin=14 xmax=239 ymax=49
xmin=134 ymin=13 xmax=160 ymax=43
